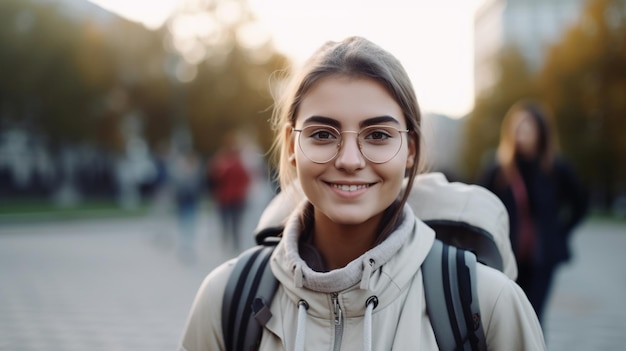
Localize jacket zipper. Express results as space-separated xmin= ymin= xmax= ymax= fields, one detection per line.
xmin=331 ymin=292 xmax=344 ymax=351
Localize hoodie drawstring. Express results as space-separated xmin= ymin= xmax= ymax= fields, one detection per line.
xmin=294 ymin=296 xmax=378 ymax=351
xmin=359 ymin=258 xmax=375 ymax=289
xmin=295 ymin=300 xmax=309 ymax=351
xmin=364 ymin=296 xmax=379 ymax=351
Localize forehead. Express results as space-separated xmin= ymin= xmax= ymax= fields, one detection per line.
xmin=296 ymin=76 xmax=405 ymax=127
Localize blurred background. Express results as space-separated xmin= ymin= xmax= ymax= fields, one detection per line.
xmin=0 ymin=0 xmax=624 ymax=350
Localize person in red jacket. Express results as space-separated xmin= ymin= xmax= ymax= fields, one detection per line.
xmin=208 ymin=131 xmax=251 ymax=252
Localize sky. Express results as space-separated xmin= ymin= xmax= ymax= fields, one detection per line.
xmin=88 ymin=0 xmax=485 ymax=118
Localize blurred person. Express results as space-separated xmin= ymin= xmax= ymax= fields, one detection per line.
xmin=207 ymin=131 xmax=251 ymax=252
xmin=180 ymin=36 xmax=545 ymax=351
xmin=148 ymin=142 xmax=175 ymax=244
xmin=479 ymin=99 xmax=589 ymax=323
xmin=172 ymin=149 xmax=203 ymax=263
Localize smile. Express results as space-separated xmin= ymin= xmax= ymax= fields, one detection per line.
xmin=330 ymin=183 xmax=371 ymax=192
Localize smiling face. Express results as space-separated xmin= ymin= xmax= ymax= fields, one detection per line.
xmin=288 ymin=75 xmax=416 ymax=230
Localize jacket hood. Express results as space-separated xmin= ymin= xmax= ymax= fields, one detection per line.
xmin=255 ymin=172 xmax=517 ymax=280
xmin=408 ymin=173 xmax=517 ymax=279
xmin=269 ymin=201 xmax=435 ymax=319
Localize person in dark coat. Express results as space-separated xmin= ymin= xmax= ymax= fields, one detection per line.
xmin=479 ymin=99 xmax=588 ymax=323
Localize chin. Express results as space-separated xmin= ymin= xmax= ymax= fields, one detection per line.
xmin=323 ymin=207 xmax=380 ymax=226
xmin=330 ymin=215 xmax=369 ymax=226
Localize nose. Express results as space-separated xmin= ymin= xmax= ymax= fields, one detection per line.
xmin=334 ymin=133 xmax=366 ymax=171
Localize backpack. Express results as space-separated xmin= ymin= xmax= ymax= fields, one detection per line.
xmin=221 ymin=172 xmax=516 ymax=351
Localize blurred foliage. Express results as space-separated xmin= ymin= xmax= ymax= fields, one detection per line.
xmin=539 ymin=0 xmax=626 ymax=206
xmin=0 ymin=0 xmax=288 ymax=156
xmin=166 ymin=0 xmax=289 ymax=154
xmin=0 ymin=0 xmax=104 ymax=145
xmin=464 ymin=0 xmax=626 ymax=207
xmin=463 ymin=46 xmax=537 ymax=180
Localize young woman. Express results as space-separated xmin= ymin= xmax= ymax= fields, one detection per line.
xmin=480 ymin=99 xmax=588 ymax=323
xmin=180 ymin=37 xmax=546 ymax=350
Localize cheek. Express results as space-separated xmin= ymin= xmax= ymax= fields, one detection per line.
xmin=382 ymin=156 xmax=411 ymax=186
xmin=293 ymin=145 xmax=308 ymax=169
xmin=294 ymin=152 xmax=322 ymax=178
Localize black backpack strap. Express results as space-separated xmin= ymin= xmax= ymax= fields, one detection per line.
xmin=422 ymin=240 xmax=486 ymax=351
xmin=222 ymin=243 xmax=279 ymax=351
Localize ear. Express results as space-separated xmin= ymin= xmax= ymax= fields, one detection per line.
xmin=285 ymin=124 xmax=297 ymax=166
xmin=405 ymin=134 xmax=417 ymax=169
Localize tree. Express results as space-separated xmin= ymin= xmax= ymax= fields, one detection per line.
xmin=0 ymin=0 xmax=93 ymax=143
xmin=0 ymin=0 xmax=171 ymax=151
xmin=164 ymin=0 xmax=289 ymax=155
xmin=462 ymin=46 xmax=537 ymax=180
xmin=539 ymin=0 xmax=626 ymax=208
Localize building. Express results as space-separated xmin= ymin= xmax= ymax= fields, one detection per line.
xmin=474 ymin=0 xmax=587 ymax=95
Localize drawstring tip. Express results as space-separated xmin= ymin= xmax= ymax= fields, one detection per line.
xmin=294 ymin=263 xmax=305 ymax=288
xmin=360 ymin=259 xmax=374 ymax=289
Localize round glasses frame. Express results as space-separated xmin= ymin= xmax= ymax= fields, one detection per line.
xmin=292 ymin=124 xmax=410 ymax=164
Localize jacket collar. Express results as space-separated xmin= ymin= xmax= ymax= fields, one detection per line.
xmin=269 ymin=201 xmax=435 ymax=319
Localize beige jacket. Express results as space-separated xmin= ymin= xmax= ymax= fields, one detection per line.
xmin=179 ymin=200 xmax=546 ymax=350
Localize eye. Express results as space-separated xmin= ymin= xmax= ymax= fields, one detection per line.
xmin=313 ymin=130 xmax=336 ymax=140
xmin=304 ymin=126 xmax=339 ymax=142
xmin=362 ymin=127 xmax=394 ymax=142
xmin=368 ymin=131 xmax=391 ymax=140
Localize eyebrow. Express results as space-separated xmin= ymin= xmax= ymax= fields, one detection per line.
xmin=301 ymin=115 xmax=401 ymax=129
xmin=360 ymin=115 xmax=401 ymax=128
xmin=302 ymin=116 xmax=341 ymax=128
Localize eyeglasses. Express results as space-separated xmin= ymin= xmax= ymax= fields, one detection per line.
xmin=292 ymin=124 xmax=409 ymax=164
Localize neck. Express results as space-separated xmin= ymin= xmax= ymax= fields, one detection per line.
xmin=312 ymin=210 xmax=382 ymax=270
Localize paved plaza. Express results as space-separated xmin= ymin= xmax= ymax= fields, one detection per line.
xmin=0 ymin=185 xmax=625 ymax=350
xmin=542 ymin=218 xmax=626 ymax=350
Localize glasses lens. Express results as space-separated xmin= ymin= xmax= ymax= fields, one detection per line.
xmin=358 ymin=125 xmax=403 ymax=163
xmin=296 ymin=125 xmax=405 ymax=163
xmin=298 ymin=125 xmax=341 ymax=163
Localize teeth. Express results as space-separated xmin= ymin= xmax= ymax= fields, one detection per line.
xmin=333 ymin=184 xmax=368 ymax=192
